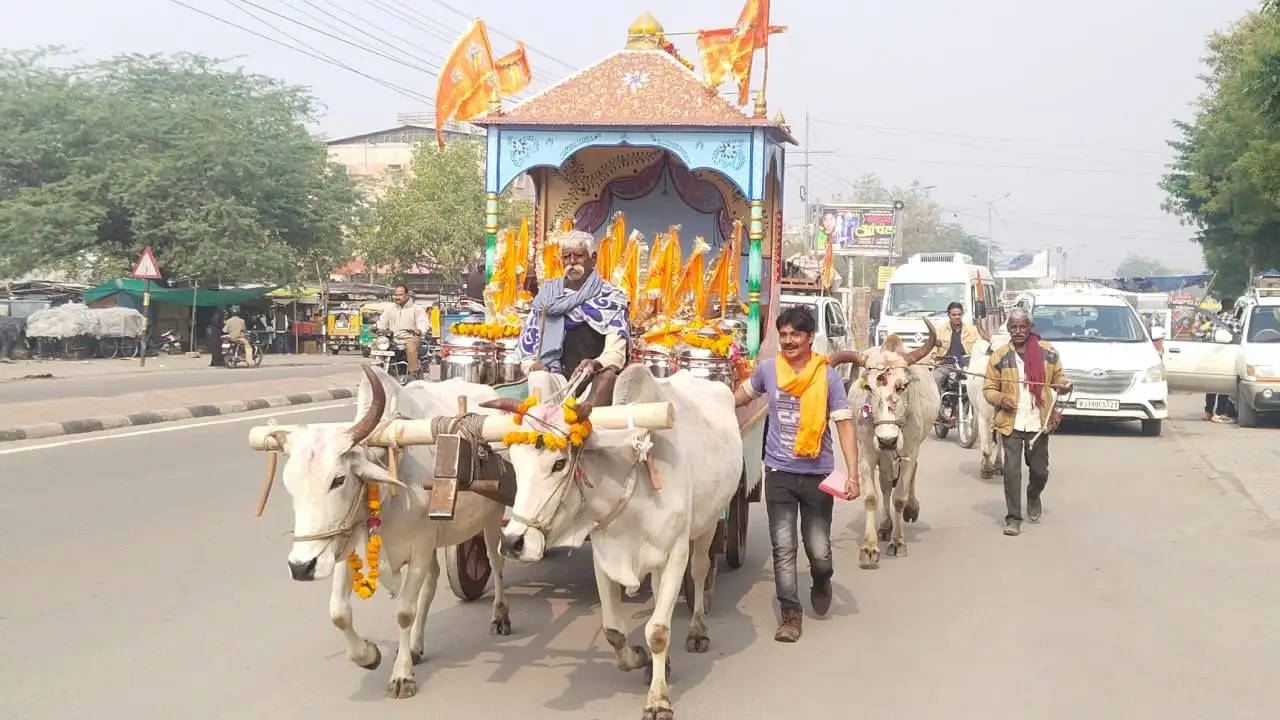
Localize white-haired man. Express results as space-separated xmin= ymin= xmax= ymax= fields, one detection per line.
xmin=515 ymin=230 xmax=630 ymax=402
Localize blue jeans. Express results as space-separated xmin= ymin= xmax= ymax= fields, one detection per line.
xmin=765 ymin=468 xmax=834 ymax=611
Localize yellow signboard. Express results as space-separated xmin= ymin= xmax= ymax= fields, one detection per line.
xmin=877 ymin=265 xmax=894 ymax=290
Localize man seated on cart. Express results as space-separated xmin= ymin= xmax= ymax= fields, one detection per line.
xmin=515 ymin=229 xmax=630 ymax=406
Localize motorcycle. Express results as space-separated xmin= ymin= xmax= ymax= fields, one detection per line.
xmin=222 ymin=333 xmax=264 ymax=368
xmin=151 ymin=329 xmax=184 ymax=355
xmin=369 ymin=329 xmax=410 ymax=383
xmin=934 ymin=357 xmax=977 ymax=448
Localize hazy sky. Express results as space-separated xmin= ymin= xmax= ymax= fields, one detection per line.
xmin=1 ymin=0 xmax=1261 ymax=276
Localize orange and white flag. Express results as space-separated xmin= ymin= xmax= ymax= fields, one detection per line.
xmin=435 ymin=20 xmax=497 ymax=147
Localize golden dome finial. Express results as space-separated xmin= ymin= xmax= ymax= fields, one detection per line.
xmin=626 ymin=11 xmax=665 ymax=50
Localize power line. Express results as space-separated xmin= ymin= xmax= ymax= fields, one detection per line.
xmin=809 ymin=116 xmax=1170 ymax=157
xmin=286 ymin=0 xmax=444 ymax=69
xmin=166 ymin=0 xmax=432 ymax=105
xmin=231 ymin=0 xmax=441 ymax=74
xmin=828 ymin=150 xmax=1165 ymax=177
xmin=419 ymin=0 xmax=580 ymax=74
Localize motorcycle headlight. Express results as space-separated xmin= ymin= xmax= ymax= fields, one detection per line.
xmin=374 ymin=336 xmax=391 ymax=351
xmin=1144 ymin=364 xmax=1165 ymax=383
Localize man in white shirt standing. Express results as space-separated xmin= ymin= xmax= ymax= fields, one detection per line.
xmin=376 ymin=284 xmax=430 ymax=380
xmin=983 ymin=309 xmax=1070 ymax=536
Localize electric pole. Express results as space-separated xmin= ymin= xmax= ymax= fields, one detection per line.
xmin=973 ymin=192 xmax=1011 ymax=267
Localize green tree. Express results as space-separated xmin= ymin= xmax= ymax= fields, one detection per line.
xmin=0 ymin=50 xmax=361 ymax=284
xmin=1162 ymin=10 xmax=1280 ymax=297
xmin=1115 ymin=253 xmax=1172 ymax=277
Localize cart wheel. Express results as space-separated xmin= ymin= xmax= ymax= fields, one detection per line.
xmin=682 ymin=533 xmax=719 ymax=613
xmin=100 ymin=337 xmax=120 ymax=359
xmin=958 ymin=400 xmax=977 ymax=448
xmin=446 ymin=532 xmax=492 ymax=601
xmin=118 ymin=337 xmax=141 ymax=359
xmin=725 ymin=477 xmax=749 ymax=569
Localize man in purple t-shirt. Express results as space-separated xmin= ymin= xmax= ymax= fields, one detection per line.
xmin=734 ymin=306 xmax=859 ymax=643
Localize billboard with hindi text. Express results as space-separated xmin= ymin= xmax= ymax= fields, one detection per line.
xmin=815 ymin=203 xmax=899 ymax=257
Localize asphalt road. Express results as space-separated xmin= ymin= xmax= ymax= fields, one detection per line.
xmin=0 ymin=360 xmax=363 ymax=404
xmin=1 ymin=395 xmax=1277 ymax=719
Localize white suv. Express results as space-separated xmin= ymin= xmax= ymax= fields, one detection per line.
xmin=1164 ymin=287 xmax=1280 ymax=427
xmin=1015 ymin=288 xmax=1169 ymax=436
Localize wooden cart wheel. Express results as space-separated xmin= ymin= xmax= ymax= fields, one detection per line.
xmin=725 ymin=475 xmax=749 ymax=569
xmin=682 ymin=523 xmax=721 ymax=613
xmin=445 ymin=531 xmax=492 ymax=602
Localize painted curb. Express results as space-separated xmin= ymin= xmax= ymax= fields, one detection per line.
xmin=0 ymin=387 xmax=355 ymax=444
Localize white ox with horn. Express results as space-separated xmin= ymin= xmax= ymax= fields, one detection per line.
xmin=967 ymin=336 xmax=1007 ymax=479
xmin=482 ymin=366 xmax=742 ymax=720
xmin=260 ymin=365 xmax=511 ymax=699
xmin=844 ymin=322 xmax=941 ymax=567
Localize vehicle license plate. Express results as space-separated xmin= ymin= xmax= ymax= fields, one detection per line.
xmin=1075 ymin=398 xmax=1120 ymax=411
xmin=371 ymin=350 xmax=394 ymax=357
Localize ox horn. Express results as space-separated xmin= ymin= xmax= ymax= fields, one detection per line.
xmin=574 ymin=401 xmax=593 ymax=422
xmin=480 ymin=398 xmax=525 ymax=415
xmin=252 ymin=430 xmax=288 ymax=517
xmin=348 ymin=363 xmax=386 ymax=447
xmin=828 ymin=349 xmax=866 ymax=369
xmin=902 ymin=320 xmax=938 ymax=366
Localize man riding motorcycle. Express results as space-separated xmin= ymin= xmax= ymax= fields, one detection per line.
xmin=376 ymin=284 xmax=429 ymax=381
xmin=931 ymin=301 xmax=988 ymax=396
xmin=223 ymin=306 xmax=254 ymax=366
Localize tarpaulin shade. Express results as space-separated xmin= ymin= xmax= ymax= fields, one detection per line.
xmin=82 ymin=278 xmax=275 ymax=307
xmin=1092 ymin=274 xmax=1212 ymax=293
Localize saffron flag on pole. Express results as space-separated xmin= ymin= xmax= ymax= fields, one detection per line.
xmin=696 ymin=22 xmax=783 ymax=105
xmin=729 ymin=0 xmax=771 ymax=105
xmin=435 ymin=20 xmax=497 ymax=147
xmin=821 ymin=233 xmax=835 ymax=290
xmin=495 ymin=42 xmax=533 ymax=96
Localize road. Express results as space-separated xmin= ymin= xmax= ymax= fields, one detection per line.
xmin=1 ymin=394 xmax=1277 ymax=719
xmin=0 ymin=358 xmax=363 ymax=404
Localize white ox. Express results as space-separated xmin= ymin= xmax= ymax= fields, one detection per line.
xmin=483 ymin=366 xmax=742 ymax=720
xmin=266 ymin=365 xmax=511 ymax=699
xmin=967 ymin=336 xmax=1008 ymax=478
xmin=843 ymin=325 xmax=941 ymax=567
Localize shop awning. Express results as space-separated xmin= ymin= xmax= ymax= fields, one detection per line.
xmin=83 ymin=278 xmax=276 ymax=307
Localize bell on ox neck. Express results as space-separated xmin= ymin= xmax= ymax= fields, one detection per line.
xmin=429 ymin=433 xmax=471 ymax=520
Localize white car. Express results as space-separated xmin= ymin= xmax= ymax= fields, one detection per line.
xmin=1016 ymin=288 xmax=1169 ymax=436
xmin=1163 ymin=286 xmax=1280 ymax=427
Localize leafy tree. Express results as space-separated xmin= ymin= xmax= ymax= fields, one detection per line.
xmin=1115 ymin=253 xmax=1173 ymax=277
xmin=0 ymin=50 xmax=361 ymax=285
xmin=1162 ymin=10 xmax=1280 ymax=297
xmin=353 ymin=139 xmax=485 ymax=280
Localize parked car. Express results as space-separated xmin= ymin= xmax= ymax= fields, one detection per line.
xmin=1163 ymin=285 xmax=1280 ymax=427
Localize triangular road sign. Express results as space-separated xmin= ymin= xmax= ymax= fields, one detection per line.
xmin=131 ymin=246 xmax=163 ymax=280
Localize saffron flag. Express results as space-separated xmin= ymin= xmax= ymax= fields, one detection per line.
xmin=696 ymin=0 xmax=780 ymax=106
xmin=435 ymin=20 xmax=497 ymax=148
xmin=726 ymin=220 xmax=743 ymax=304
xmin=707 ymin=247 xmax=730 ymax=318
xmin=495 ymin=43 xmax=532 ymax=96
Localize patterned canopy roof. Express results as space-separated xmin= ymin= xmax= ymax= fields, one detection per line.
xmin=472 ymin=49 xmax=794 ymax=142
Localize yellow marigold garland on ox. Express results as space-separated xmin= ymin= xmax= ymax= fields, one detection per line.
xmin=502 ymin=397 xmax=593 ymax=450
xmin=347 ymin=482 xmax=382 ymax=599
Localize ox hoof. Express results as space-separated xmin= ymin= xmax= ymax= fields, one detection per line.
xmin=888 ymin=541 xmax=908 ymax=557
xmin=357 ymin=642 xmax=382 ymax=670
xmin=903 ymin=500 xmax=920 ymax=523
xmin=858 ymin=546 xmax=880 ymax=569
xmin=386 ymin=676 xmax=418 ymax=699
xmin=411 ymin=650 xmax=425 ymax=665
xmin=980 ymin=469 xmax=993 ymax=479
xmin=877 ymin=525 xmax=892 ymax=542
xmin=490 ymin=616 xmax=512 ymax=636
xmin=643 ymin=661 xmax=672 ymax=684
xmin=685 ymin=633 xmax=710 ymax=654
xmin=642 ymin=707 xmax=675 ymax=720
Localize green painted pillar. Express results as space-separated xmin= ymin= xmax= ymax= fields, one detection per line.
xmin=747 ymin=200 xmax=764 ymax=357
xmin=484 ymin=191 xmax=499 ymax=283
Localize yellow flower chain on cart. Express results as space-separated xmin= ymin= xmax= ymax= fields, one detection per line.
xmin=347 ymin=483 xmax=382 ymax=599
xmin=450 ymin=321 xmax=522 ymax=340
xmin=680 ymin=329 xmax=735 ymax=359
xmin=502 ymin=398 xmax=593 ymax=450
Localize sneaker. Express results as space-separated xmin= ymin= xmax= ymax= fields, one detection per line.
xmin=1003 ymin=520 xmax=1021 ymax=536
xmin=810 ymin=578 xmax=832 ymax=616
xmin=774 ymin=608 xmax=803 ymax=643
xmin=1217 ymin=416 xmax=1236 ymax=424
xmin=1028 ymin=497 xmax=1042 ymax=522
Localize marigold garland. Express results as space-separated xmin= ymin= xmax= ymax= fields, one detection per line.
xmin=347 ymin=483 xmax=382 ymax=599
xmin=450 ymin=321 xmax=521 ymax=340
xmin=501 ymin=397 xmax=592 ymax=450
xmin=680 ymin=329 xmax=735 ymax=359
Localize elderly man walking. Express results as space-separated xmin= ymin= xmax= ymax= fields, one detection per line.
xmin=734 ymin=306 xmax=859 ymax=642
xmin=983 ymin=308 xmax=1070 ymax=536
xmin=515 ymin=230 xmax=630 ymax=404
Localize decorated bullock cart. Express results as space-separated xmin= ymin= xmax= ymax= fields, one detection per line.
xmin=249 ymin=13 xmax=794 ymax=606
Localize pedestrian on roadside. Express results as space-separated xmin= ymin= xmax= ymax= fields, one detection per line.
xmin=734 ymin=306 xmax=859 ymax=643
xmin=982 ymin=308 xmax=1070 ymax=537
xmin=1204 ymin=297 xmax=1238 ymax=423
xmin=208 ymin=306 xmax=226 ymax=367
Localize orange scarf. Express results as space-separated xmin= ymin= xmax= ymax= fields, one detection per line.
xmin=775 ymin=354 xmax=829 ymax=458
